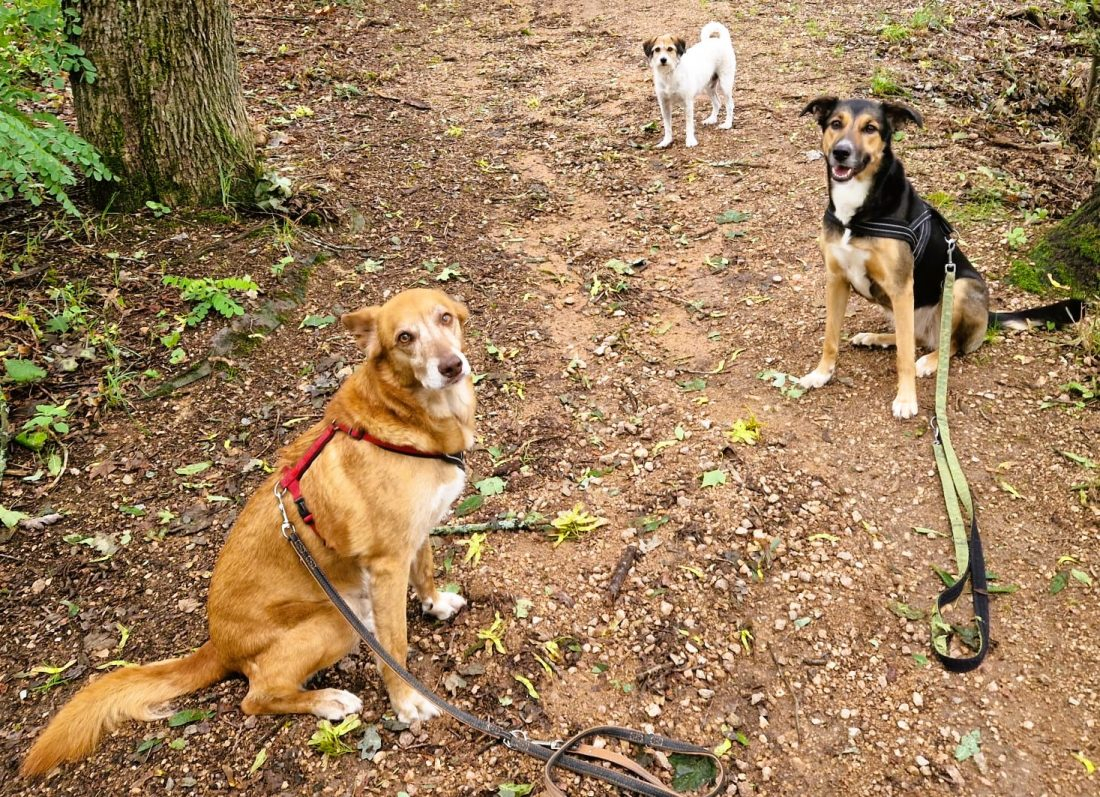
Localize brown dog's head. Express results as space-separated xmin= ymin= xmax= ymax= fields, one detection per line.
xmin=801 ymin=96 xmax=923 ymax=183
xmin=341 ymin=288 xmax=470 ymax=390
xmin=643 ymin=34 xmax=686 ymax=71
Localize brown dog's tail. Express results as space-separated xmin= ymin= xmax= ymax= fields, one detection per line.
xmin=21 ymin=641 xmax=229 ymax=777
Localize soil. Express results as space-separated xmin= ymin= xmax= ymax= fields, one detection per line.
xmin=2 ymin=1 xmax=1098 ymax=796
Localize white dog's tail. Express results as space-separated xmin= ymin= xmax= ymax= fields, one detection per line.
xmin=701 ymin=21 xmax=730 ymax=42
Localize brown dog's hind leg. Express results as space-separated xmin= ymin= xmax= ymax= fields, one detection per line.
xmin=239 ymin=613 xmax=361 ymax=720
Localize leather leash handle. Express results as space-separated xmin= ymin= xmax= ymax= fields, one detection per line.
xmin=544 ymin=726 xmax=725 ymax=797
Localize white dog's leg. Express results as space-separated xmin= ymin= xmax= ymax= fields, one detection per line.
xmin=720 ymin=78 xmax=734 ymax=129
xmin=684 ymin=96 xmax=697 ymax=147
xmin=657 ymin=96 xmax=673 ymax=149
xmin=703 ymin=84 xmax=720 ymax=125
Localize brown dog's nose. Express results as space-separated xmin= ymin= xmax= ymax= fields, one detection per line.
xmin=438 ymin=354 xmax=463 ymax=381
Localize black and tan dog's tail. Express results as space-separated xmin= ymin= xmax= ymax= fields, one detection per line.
xmin=989 ymin=299 xmax=1085 ymax=331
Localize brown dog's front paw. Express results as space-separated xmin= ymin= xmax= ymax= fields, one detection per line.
xmin=394 ymin=690 xmax=441 ymax=724
xmin=421 ymin=591 xmax=466 ymax=620
xmin=892 ymin=394 xmax=919 ymax=419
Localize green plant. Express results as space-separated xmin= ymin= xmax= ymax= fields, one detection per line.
xmin=547 ymin=504 xmax=608 ymax=547
xmin=308 ymin=715 xmax=361 ymax=757
xmin=254 ymin=169 xmax=292 ymax=213
xmin=0 ymin=1 xmax=113 ymax=215
xmin=870 ymin=69 xmax=904 ymax=97
xmin=16 ymin=400 xmax=69 ymax=450
xmin=1002 ymin=226 xmax=1028 ymax=249
xmin=162 ymin=274 xmax=259 ymax=326
xmin=145 ymin=200 xmax=172 ymax=217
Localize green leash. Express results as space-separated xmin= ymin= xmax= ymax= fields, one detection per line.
xmin=928 ymin=238 xmax=990 ymax=671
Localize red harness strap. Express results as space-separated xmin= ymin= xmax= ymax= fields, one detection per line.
xmin=277 ymin=421 xmax=465 ymax=535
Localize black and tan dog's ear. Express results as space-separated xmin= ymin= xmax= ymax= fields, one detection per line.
xmin=882 ymin=101 xmax=923 ymax=129
xmin=674 ymin=37 xmax=687 ymax=56
xmin=341 ymin=306 xmax=380 ymax=352
xmin=642 ymin=37 xmax=656 ymax=59
xmin=801 ymin=96 xmax=839 ymax=128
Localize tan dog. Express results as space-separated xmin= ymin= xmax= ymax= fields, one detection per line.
xmin=22 ymin=288 xmax=476 ymax=777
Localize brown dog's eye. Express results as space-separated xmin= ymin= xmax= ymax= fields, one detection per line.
xmin=397 ymin=331 xmax=413 ymax=344
xmin=440 ymin=312 xmax=453 ymax=325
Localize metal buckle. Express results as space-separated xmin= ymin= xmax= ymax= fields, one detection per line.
xmin=944 ymin=237 xmax=956 ymax=273
xmin=273 ymin=483 xmax=294 ymax=539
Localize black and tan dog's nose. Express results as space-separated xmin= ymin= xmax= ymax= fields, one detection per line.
xmin=831 ymin=141 xmax=853 ymax=162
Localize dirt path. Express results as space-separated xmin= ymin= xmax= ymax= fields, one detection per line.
xmin=2 ymin=1 xmax=1097 ymax=796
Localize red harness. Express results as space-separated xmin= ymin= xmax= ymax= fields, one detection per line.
xmin=277 ymin=421 xmax=465 ymax=531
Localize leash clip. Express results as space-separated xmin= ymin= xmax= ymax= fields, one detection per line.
xmin=503 ymin=730 xmax=563 ymax=751
xmin=944 ymin=237 xmax=957 ymax=274
xmin=273 ymin=483 xmax=294 ymax=539
xmin=929 ymin=415 xmax=942 ymax=446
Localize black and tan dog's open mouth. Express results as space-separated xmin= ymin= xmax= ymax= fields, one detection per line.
xmin=830 ymin=164 xmax=856 ymax=182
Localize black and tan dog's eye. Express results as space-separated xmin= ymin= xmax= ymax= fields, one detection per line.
xmin=864 ymin=124 xmax=878 ymax=134
xmin=829 ymin=118 xmax=843 ymax=130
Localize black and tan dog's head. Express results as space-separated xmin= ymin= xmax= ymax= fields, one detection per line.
xmin=801 ymin=96 xmax=923 ymax=184
xmin=643 ymin=34 xmax=686 ymax=71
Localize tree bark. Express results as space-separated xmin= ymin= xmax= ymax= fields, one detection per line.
xmin=66 ymin=0 xmax=259 ymax=210
xmin=1029 ymin=187 xmax=1100 ymax=295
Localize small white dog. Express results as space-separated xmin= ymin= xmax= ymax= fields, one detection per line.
xmin=643 ymin=21 xmax=736 ymax=148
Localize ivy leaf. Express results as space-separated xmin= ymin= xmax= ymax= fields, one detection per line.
xmin=669 ymin=753 xmax=718 ymax=791
xmin=715 ymin=209 xmax=751 ymax=224
xmin=888 ymin=601 xmax=924 ymax=620
xmin=175 ymin=461 xmax=212 ymax=476
xmin=454 ymin=494 xmax=484 ymax=517
xmin=299 ymin=314 xmax=336 ymax=329
xmin=4 ymin=358 xmax=47 ymax=383
xmin=0 ymin=505 xmax=30 ymax=529
xmin=1050 ymin=571 xmax=1069 ymax=595
xmin=1070 ymin=569 xmax=1093 ymax=587
xmin=168 ymin=708 xmax=214 ymax=728
xmin=358 ymin=724 xmax=382 ymax=761
xmin=700 ymin=469 xmax=727 ymax=488
xmin=475 ymin=476 xmax=506 ymax=496
xmin=954 ymin=729 xmax=981 ymax=762
xmin=678 ymin=377 xmax=707 ymax=392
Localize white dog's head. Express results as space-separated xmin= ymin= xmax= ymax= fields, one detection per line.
xmin=643 ymin=34 xmax=686 ymax=72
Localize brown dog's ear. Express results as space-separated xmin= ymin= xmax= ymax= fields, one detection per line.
xmin=447 ymin=296 xmax=470 ymax=325
xmin=801 ymin=96 xmax=839 ymax=128
xmin=674 ymin=37 xmax=686 ymax=56
xmin=341 ymin=306 xmax=380 ymax=352
xmin=642 ymin=37 xmax=656 ymax=59
xmin=881 ymin=101 xmax=923 ymax=129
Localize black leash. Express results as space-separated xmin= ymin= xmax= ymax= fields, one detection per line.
xmin=274 ymin=484 xmax=724 ymax=796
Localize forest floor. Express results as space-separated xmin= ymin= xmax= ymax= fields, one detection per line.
xmin=2 ymin=1 xmax=1099 ymax=795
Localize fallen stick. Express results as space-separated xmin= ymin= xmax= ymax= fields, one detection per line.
xmin=432 ymin=517 xmax=544 ymax=536
xmin=607 ymin=544 xmax=640 ymax=604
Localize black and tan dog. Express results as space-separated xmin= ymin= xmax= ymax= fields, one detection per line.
xmin=797 ymin=96 xmax=1084 ymax=418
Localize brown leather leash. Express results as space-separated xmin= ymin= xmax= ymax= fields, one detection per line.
xmin=273 ymin=430 xmax=725 ymax=796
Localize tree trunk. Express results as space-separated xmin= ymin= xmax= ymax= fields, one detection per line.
xmin=1028 ymin=186 xmax=1100 ymax=296
xmin=66 ymin=0 xmax=259 ymax=210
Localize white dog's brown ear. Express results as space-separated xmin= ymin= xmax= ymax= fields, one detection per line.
xmin=642 ymin=37 xmax=656 ymax=59
xmin=674 ymin=37 xmax=686 ymax=56
xmin=801 ymin=96 xmax=839 ymax=129
xmin=882 ymin=101 xmax=923 ymax=129
xmin=341 ymin=306 xmax=380 ymax=352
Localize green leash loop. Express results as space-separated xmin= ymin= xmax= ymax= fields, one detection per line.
xmin=929 ymin=239 xmax=991 ymax=672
